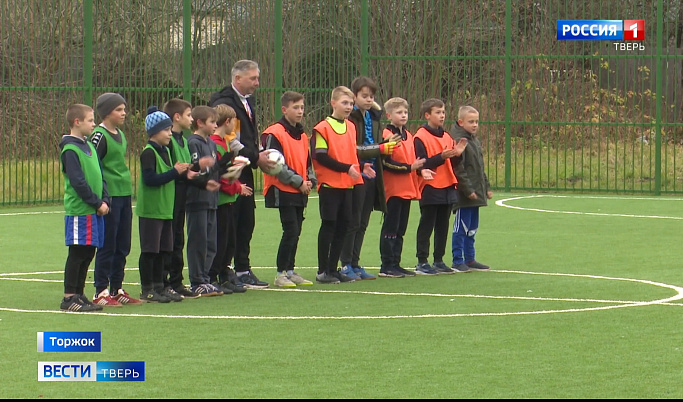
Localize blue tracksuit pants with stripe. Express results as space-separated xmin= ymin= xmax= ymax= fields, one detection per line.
xmin=452 ymin=206 xmax=480 ymax=265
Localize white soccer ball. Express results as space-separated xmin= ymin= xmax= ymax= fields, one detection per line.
xmin=265 ymin=149 xmax=285 ymax=175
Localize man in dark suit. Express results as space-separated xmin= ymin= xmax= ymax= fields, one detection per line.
xmin=209 ymin=59 xmax=276 ymax=288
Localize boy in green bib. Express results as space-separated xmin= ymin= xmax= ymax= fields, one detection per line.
xmin=209 ymin=104 xmax=250 ymax=294
xmin=137 ymin=107 xmax=191 ymax=302
xmin=60 ymin=104 xmax=110 ymax=312
xmin=162 ymin=98 xmax=200 ymax=298
xmin=90 ymin=93 xmax=141 ymax=306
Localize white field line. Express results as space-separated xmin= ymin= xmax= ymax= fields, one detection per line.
xmin=260 ymin=288 xmax=644 ymax=304
xmin=496 ymin=195 xmax=683 ymax=220
xmin=0 ymin=303 xmax=675 ymax=320
xmin=0 ymin=269 xmax=681 ymax=319
xmin=0 ymin=275 xmax=646 ymax=305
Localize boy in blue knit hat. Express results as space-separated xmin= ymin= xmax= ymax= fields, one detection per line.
xmin=137 ymin=107 xmax=191 ymax=302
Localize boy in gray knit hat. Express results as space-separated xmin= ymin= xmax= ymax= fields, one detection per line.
xmin=90 ymin=92 xmax=142 ymax=306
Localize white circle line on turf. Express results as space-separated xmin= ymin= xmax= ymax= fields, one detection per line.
xmin=0 ymin=268 xmax=667 ymax=305
xmin=259 ymin=288 xmax=646 ymax=304
xmin=0 ymin=269 xmax=681 ymax=319
xmin=0 ymin=275 xmax=649 ymax=305
xmin=495 ymin=195 xmax=683 ymax=220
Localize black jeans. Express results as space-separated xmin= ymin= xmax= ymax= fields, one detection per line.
xmin=276 ymin=206 xmax=305 ymax=272
xmin=340 ymin=179 xmax=376 ymax=267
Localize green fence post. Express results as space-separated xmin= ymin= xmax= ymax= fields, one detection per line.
xmin=655 ymin=0 xmax=663 ymax=195
xmin=360 ymin=0 xmax=369 ymax=76
xmin=83 ymin=0 xmax=93 ymax=105
xmin=183 ymin=0 xmax=192 ymax=102
xmin=274 ymin=0 xmax=283 ymax=122
xmin=504 ymin=0 xmax=512 ymax=192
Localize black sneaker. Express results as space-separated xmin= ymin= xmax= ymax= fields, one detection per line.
xmin=78 ymin=294 xmax=103 ymax=310
xmin=466 ymin=261 xmax=491 ymax=271
xmin=451 ymin=263 xmax=472 ymax=273
xmin=224 ymin=269 xmax=248 ymax=293
xmin=163 ymin=287 xmax=184 ymax=302
xmin=140 ymin=291 xmax=172 ymax=303
xmin=60 ymin=295 xmax=101 ymax=312
xmin=394 ymin=266 xmax=416 ymax=277
xmin=174 ymin=286 xmax=200 ymax=299
xmin=212 ymin=281 xmax=234 ymax=295
xmin=378 ymin=267 xmax=405 ymax=278
xmin=433 ymin=261 xmax=455 ymax=275
xmin=237 ymin=271 xmax=269 ymax=289
xmin=415 ymin=262 xmax=439 ymax=275
xmin=315 ymin=272 xmax=341 ymax=284
xmin=222 ymin=280 xmax=247 ymax=294
xmin=331 ymin=270 xmax=356 ymax=283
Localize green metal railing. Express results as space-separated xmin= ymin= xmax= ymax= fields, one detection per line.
xmin=1 ymin=0 xmax=681 ymax=205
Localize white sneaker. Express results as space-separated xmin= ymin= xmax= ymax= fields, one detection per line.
xmin=274 ymin=272 xmax=296 ymax=288
xmin=287 ymin=272 xmax=313 ymax=286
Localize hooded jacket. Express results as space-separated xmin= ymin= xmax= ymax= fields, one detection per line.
xmin=449 ymin=123 xmax=490 ymax=208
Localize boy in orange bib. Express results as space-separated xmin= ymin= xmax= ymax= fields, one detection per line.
xmin=413 ymin=99 xmax=467 ymax=275
xmin=262 ymin=91 xmax=315 ymax=287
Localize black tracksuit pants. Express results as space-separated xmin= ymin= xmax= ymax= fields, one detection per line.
xmin=416 ymin=204 xmax=451 ymax=263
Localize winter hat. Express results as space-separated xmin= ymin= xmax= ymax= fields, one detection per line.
xmin=145 ymin=106 xmax=173 ymax=136
xmin=95 ymin=92 xmax=126 ymax=119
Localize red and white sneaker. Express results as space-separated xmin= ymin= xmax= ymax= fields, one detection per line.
xmin=112 ymin=289 xmax=143 ymax=305
xmin=93 ymin=289 xmax=123 ymax=307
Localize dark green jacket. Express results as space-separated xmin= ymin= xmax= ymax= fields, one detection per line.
xmin=348 ymin=103 xmax=388 ymax=213
xmin=450 ymin=123 xmax=490 ymax=209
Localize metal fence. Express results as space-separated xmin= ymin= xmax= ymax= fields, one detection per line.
xmin=1 ymin=0 xmax=682 ymax=205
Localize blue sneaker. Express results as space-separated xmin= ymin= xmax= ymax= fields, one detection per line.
xmin=340 ymin=265 xmax=361 ymax=280
xmin=451 ymin=263 xmax=472 ymax=273
xmin=353 ymin=266 xmax=376 ymax=280
xmin=415 ymin=262 xmax=439 ymax=276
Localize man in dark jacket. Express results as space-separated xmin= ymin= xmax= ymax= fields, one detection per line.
xmin=450 ymin=106 xmax=493 ymax=273
xmin=209 ymin=59 xmax=276 ymax=288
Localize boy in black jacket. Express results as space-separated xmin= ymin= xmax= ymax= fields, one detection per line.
xmin=341 ymin=76 xmax=400 ymax=280
xmin=450 ymin=106 xmax=493 ymax=272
